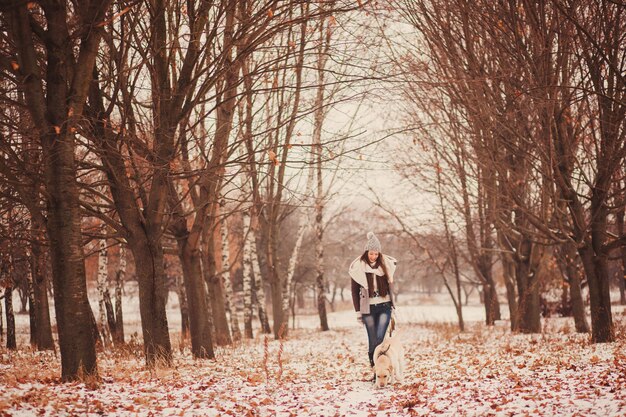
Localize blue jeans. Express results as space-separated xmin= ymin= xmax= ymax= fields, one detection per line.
xmin=362 ymin=302 xmax=392 ymax=367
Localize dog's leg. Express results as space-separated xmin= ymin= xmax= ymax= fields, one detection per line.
xmin=396 ymin=356 xmax=405 ymax=383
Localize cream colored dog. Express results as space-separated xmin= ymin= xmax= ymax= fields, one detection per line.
xmin=373 ymin=336 xmax=404 ymax=388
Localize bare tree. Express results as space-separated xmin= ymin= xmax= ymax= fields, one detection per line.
xmin=3 ymin=0 xmax=113 ymax=379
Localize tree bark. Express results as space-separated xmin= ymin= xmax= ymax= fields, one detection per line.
xmin=263 ymin=219 xmax=287 ymax=339
xmin=168 ymin=181 xmax=214 ymax=358
xmin=5 ymin=287 xmax=16 ymax=350
xmin=97 ymin=239 xmax=111 ymax=348
xmin=220 ymin=218 xmax=241 ymax=342
xmin=175 ymin=273 xmax=190 ymax=341
xmin=30 ymin=240 xmax=54 ymax=350
xmin=558 ymin=242 xmax=589 ymax=333
xmin=113 ymin=245 xmax=125 ymax=345
xmin=131 ymin=238 xmax=172 ymax=363
xmin=27 ymin=271 xmax=37 ymax=347
xmin=204 ymin=229 xmax=232 ymax=347
xmin=242 ymin=209 xmax=254 ymax=339
xmin=514 ymin=237 xmax=541 ymax=333
xmin=251 ymin=228 xmax=271 ymax=334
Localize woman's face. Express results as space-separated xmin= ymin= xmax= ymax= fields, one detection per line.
xmin=367 ymin=250 xmax=379 ymax=263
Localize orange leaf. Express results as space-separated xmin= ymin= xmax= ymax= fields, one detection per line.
xmin=11 ymin=61 xmax=19 ymax=71
xmin=53 ymin=125 xmax=61 ymax=134
xmin=27 ymin=2 xmax=36 ymax=9
xmin=267 ymin=9 xmax=274 ymax=18
xmin=67 ymin=107 xmax=74 ymax=117
xmin=268 ymin=150 xmax=277 ymax=162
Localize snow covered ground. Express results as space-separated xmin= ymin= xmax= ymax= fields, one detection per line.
xmin=1 ymin=294 xmax=625 ymax=416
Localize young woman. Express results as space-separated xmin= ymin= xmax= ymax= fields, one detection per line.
xmin=349 ymin=232 xmax=397 ymax=373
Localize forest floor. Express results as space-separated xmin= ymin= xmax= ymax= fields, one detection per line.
xmin=1 ymin=301 xmax=626 ymax=416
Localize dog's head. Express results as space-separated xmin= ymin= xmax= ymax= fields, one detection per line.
xmin=374 ymin=355 xmax=393 ymax=388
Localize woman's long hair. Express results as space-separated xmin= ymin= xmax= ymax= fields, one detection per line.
xmin=360 ymin=250 xmax=389 ymax=278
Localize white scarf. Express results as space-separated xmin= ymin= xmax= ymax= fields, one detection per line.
xmin=348 ymin=254 xmax=397 ymax=289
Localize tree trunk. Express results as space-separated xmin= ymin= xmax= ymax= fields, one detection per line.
xmin=104 ymin=290 xmax=117 ymax=343
xmin=479 ymin=259 xmax=500 ymax=325
xmin=178 ymin=245 xmax=214 ymax=357
xmin=265 ymin=222 xmax=287 ymax=339
xmin=113 ymin=245 xmax=125 ymax=344
xmin=578 ymin=244 xmax=614 ymax=343
xmin=175 ymin=273 xmax=190 ymax=341
xmin=45 ymin=136 xmax=98 ymax=378
xmin=129 ymin=238 xmax=172 ymax=365
xmin=498 ymin=232 xmax=518 ymax=331
xmin=250 ymin=229 xmax=271 ymax=334
xmin=5 ymin=287 xmax=16 ymax=350
xmin=315 ymin=213 xmax=329 ymax=331
xmin=168 ymin=180 xmax=214 ymax=357
xmin=28 ymin=272 xmax=37 ymax=347
xmin=220 ymin=218 xmax=241 ymax=342
xmin=242 ymin=209 xmax=254 ymax=339
xmin=616 ymin=204 xmax=626 ymax=305
xmin=204 ymin=231 xmax=231 ymax=346
xmin=30 ymin=241 xmax=54 ymax=350
xmin=514 ymin=238 xmax=541 ymax=333
xmin=284 ymin=224 xmax=307 ymax=321
xmin=559 ymin=242 xmax=590 ymax=333
xmin=482 ymin=280 xmax=499 ymax=325
xmin=97 ymin=239 xmax=112 ymax=348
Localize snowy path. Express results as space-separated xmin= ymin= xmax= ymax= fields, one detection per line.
xmin=1 ymin=306 xmax=625 ymax=417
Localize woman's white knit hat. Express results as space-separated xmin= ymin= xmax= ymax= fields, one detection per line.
xmin=364 ymin=231 xmax=382 ymax=252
